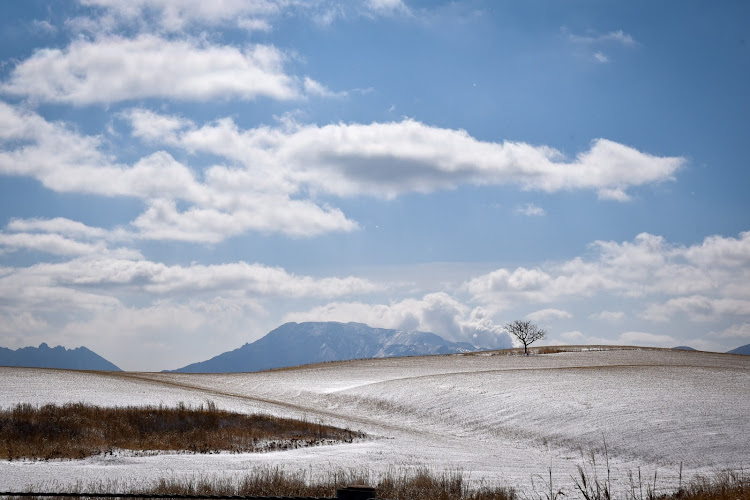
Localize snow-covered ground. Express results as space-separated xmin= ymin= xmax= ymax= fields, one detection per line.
xmin=1 ymin=348 xmax=749 ymax=495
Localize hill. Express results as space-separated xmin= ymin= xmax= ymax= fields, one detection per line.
xmin=672 ymin=345 xmax=696 ymax=350
xmin=1 ymin=347 xmax=748 ymax=494
xmin=172 ymin=321 xmax=479 ymax=373
xmin=727 ymin=343 xmax=750 ymax=355
xmin=0 ymin=343 xmax=121 ymax=371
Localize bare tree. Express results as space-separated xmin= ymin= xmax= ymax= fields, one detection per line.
xmin=506 ymin=320 xmax=547 ymax=356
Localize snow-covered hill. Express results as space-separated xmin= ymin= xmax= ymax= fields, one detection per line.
xmin=171 ymin=321 xmax=479 ymax=373
xmin=1 ymin=347 xmax=748 ymax=495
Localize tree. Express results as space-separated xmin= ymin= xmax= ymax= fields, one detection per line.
xmin=506 ymin=320 xmax=547 ymax=356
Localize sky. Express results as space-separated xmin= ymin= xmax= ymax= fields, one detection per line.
xmin=0 ymin=0 xmax=749 ymax=371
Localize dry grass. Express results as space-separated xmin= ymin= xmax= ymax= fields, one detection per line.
xmin=0 ymin=402 xmax=363 ymax=460
xmin=568 ymin=456 xmax=749 ymax=500
xmin=672 ymin=471 xmax=750 ymax=500
xmin=4 ymin=468 xmax=746 ymax=500
xmin=43 ymin=467 xmax=517 ymax=500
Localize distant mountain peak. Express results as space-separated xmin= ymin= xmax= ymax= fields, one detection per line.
xmin=673 ymin=345 xmax=696 ymax=351
xmin=172 ymin=321 xmax=482 ymax=373
xmin=727 ymin=343 xmax=750 ymax=355
xmin=0 ymin=344 xmax=121 ymax=371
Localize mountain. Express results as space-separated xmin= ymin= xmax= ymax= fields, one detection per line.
xmin=727 ymin=343 xmax=750 ymax=355
xmin=172 ymin=321 xmax=480 ymax=373
xmin=0 ymin=343 xmax=121 ymax=371
xmin=673 ymin=345 xmax=696 ymax=351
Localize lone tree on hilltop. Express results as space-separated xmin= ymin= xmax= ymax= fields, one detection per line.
xmin=506 ymin=320 xmax=547 ymax=356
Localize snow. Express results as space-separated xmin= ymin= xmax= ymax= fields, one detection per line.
xmin=1 ymin=348 xmax=749 ymax=495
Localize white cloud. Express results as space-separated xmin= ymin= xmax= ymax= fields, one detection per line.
xmin=7 ymin=218 xmax=114 ymax=240
xmin=465 ymin=232 xmax=750 ymax=325
xmin=303 ymin=76 xmax=348 ymax=98
xmin=526 ymin=308 xmax=572 ymax=322
xmin=0 ymin=312 xmax=50 ymax=337
xmin=711 ymin=323 xmax=750 ymax=340
xmin=564 ymin=29 xmax=637 ymax=65
xmin=567 ymin=29 xmax=638 ymax=47
xmin=122 ymin=108 xmax=192 ymax=144
xmin=589 ymin=310 xmax=625 ymax=321
xmin=0 ymin=102 xmax=686 ymax=243
xmin=643 ymin=296 xmax=750 ymax=322
xmin=593 ymin=52 xmax=609 ymax=64
xmin=557 ymin=330 xmax=676 ymax=348
xmin=618 ymin=331 xmax=676 ymax=346
xmin=514 ymin=203 xmax=546 ymax=216
xmin=284 ymin=292 xmax=513 ymax=349
xmin=0 ymin=255 xmax=378 ymax=301
xmin=131 ymin=112 xmax=684 ymax=201
xmin=55 ymin=298 xmax=267 ymax=371
xmin=1 ymin=35 xmax=305 ymax=104
xmin=31 ymin=19 xmax=57 ymax=35
xmin=131 ymin=197 xmax=358 ymax=242
xmin=560 ymin=330 xmax=584 ymax=341
xmin=1 ymin=218 xmax=139 ymax=259
xmin=78 ymin=0 xmax=285 ymax=32
xmin=366 ymin=0 xmax=411 ymax=16
xmin=0 ymin=232 xmax=107 ymax=257
xmin=0 ymin=103 xmax=359 ymax=241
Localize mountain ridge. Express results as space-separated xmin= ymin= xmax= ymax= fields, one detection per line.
xmin=0 ymin=343 xmax=121 ymax=371
xmin=171 ymin=321 xmax=481 ymax=373
xmin=727 ymin=343 xmax=750 ymax=355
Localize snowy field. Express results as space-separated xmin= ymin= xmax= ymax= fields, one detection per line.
xmin=1 ymin=348 xmax=749 ymax=495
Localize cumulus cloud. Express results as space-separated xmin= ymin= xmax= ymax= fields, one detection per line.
xmin=0 ymin=255 xmax=378 ymax=304
xmin=0 ymin=101 xmax=684 ymax=243
xmin=1 ymin=35 xmax=314 ymax=104
xmin=0 ymin=218 xmax=139 ymax=259
xmin=0 ymin=312 xmax=50 ymax=337
xmin=284 ymin=292 xmax=513 ymax=348
xmin=643 ymin=296 xmax=750 ymax=322
xmin=711 ymin=323 xmax=750 ymax=340
xmin=526 ymin=308 xmax=572 ymax=322
xmin=465 ymin=231 xmax=750 ymax=324
xmin=0 ymin=103 xmax=358 ymax=240
xmin=127 ymin=111 xmax=684 ymax=201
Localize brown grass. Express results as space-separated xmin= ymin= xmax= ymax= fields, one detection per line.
xmin=672 ymin=471 xmax=750 ymax=500
xmin=5 ymin=468 xmax=746 ymax=500
xmin=0 ymin=402 xmax=364 ymax=460
xmin=52 ymin=467 xmax=517 ymax=500
xmin=0 ymin=463 xmax=746 ymax=500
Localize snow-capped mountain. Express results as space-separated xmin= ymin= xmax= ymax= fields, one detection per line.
xmin=171 ymin=321 xmax=480 ymax=373
xmin=0 ymin=343 xmax=121 ymax=371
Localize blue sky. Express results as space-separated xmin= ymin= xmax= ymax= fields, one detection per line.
xmin=1 ymin=0 xmax=748 ymax=371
